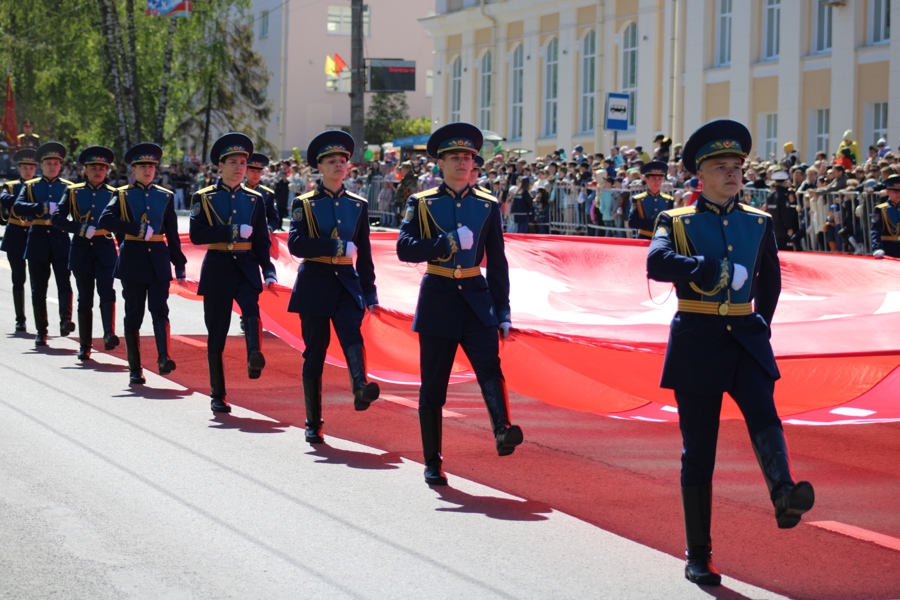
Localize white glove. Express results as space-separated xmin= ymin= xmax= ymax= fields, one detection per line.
xmin=47 ymin=202 xmax=58 ymax=215
xmin=346 ymin=241 xmax=357 ymax=259
xmin=874 ymin=249 xmax=886 ymax=259
xmin=456 ymin=225 xmax=474 ymax=250
xmin=240 ymin=224 xmax=253 ymax=238
xmin=265 ymin=276 xmax=277 ymax=288
xmin=731 ymin=263 xmax=748 ymax=291
xmin=367 ymin=304 xmax=378 ymax=314
xmin=499 ymin=322 xmax=511 ymax=339
xmin=144 ymin=225 xmax=155 ymax=241
xmin=84 ymin=226 xmax=96 ymax=239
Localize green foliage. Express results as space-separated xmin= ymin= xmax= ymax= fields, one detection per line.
xmin=366 ymin=92 xmax=417 ymax=145
xmin=392 ymin=116 xmax=432 ymax=139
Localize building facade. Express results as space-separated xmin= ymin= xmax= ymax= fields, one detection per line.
xmin=249 ymin=0 xmax=435 ymax=158
xmin=421 ymin=0 xmax=900 ymax=164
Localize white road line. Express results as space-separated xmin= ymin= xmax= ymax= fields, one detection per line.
xmin=380 ymin=393 xmax=465 ymax=417
xmin=808 ymin=521 xmax=900 ymax=552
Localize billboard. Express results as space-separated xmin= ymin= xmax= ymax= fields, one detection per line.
xmin=368 ymin=60 xmax=415 ymax=93
xmin=146 ymin=0 xmax=192 ymax=17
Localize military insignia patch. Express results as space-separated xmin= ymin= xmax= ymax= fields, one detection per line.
xmin=190 ymin=203 xmax=201 ymax=217
xmin=402 ymin=206 xmax=415 ymax=223
xmin=292 ymin=208 xmax=303 ymax=221
xmin=654 ymin=226 xmax=669 ymax=237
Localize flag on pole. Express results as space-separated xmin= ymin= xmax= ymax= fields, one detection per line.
xmin=1 ymin=74 xmax=16 ymax=146
xmin=325 ymin=55 xmax=336 ymax=76
xmin=334 ymin=53 xmax=347 ymax=74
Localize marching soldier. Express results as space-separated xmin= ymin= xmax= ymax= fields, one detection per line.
xmin=51 ymin=146 xmax=120 ymax=360
xmin=396 ymin=122 xmax=523 ymax=486
xmin=287 ymin=130 xmax=379 ymax=444
xmin=189 ymin=133 xmax=277 ymax=414
xmin=0 ymin=149 xmax=38 ymax=332
xmin=13 ymin=142 xmax=75 ymax=346
xmin=17 ymin=120 xmax=40 ymax=150
xmin=871 ymin=174 xmax=900 ymax=259
xmin=245 ymin=152 xmax=281 ymax=232
xmin=628 ymin=161 xmax=673 ymax=239
xmin=647 ymin=119 xmax=814 ymax=587
xmin=98 ymin=143 xmax=186 ymax=384
xmin=765 ymin=171 xmax=797 ymax=251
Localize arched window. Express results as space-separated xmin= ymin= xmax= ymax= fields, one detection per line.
xmin=580 ymin=30 xmax=596 ymax=133
xmin=543 ymin=37 xmax=559 ymax=137
xmin=479 ymin=51 xmax=492 ymax=130
xmin=509 ymin=45 xmax=524 ymax=140
xmin=621 ymin=23 xmax=638 ymax=129
xmin=449 ymin=57 xmax=462 ymax=123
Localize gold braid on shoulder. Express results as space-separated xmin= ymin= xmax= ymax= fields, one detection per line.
xmin=672 ymin=215 xmax=729 ymax=297
xmin=417 ymin=197 xmax=453 ymax=263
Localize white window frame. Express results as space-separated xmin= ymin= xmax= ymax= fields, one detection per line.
xmin=869 ymin=0 xmax=891 ymax=45
xmin=715 ymin=0 xmax=732 ymax=67
xmin=542 ymin=37 xmax=559 ymax=138
xmin=449 ymin=57 xmax=462 ymax=123
xmin=579 ymin=30 xmax=596 ymax=134
xmin=327 ymin=5 xmax=370 ymax=37
xmin=259 ymin=10 xmax=269 ymax=39
xmin=812 ymin=0 xmax=832 ymax=54
xmin=425 ymin=69 xmax=434 ymax=98
xmin=326 ymin=69 xmax=351 ymax=93
xmin=814 ymin=108 xmax=830 ymax=156
xmin=761 ymin=113 xmax=778 ymax=160
xmin=478 ymin=51 xmax=492 ymax=131
xmin=763 ymin=0 xmax=781 ymax=61
xmin=873 ymin=102 xmax=889 ymax=146
xmin=621 ymin=23 xmax=638 ymax=130
xmin=509 ymin=45 xmax=524 ymax=141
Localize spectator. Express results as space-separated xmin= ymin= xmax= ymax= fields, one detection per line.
xmin=273 ymin=170 xmax=289 ymax=230
xmin=510 ymin=176 xmax=533 ymax=233
xmin=837 ymin=130 xmax=861 ymax=164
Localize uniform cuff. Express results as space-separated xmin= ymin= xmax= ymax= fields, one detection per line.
xmin=498 ymin=310 xmax=511 ymax=323
xmin=364 ymin=292 xmax=379 ymax=307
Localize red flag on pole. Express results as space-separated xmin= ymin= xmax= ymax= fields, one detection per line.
xmin=334 ymin=53 xmax=347 ymax=74
xmin=1 ymin=73 xmax=16 ymax=146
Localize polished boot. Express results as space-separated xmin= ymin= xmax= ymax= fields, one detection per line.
xmin=124 ymin=331 xmax=145 ymax=384
xmin=59 ymin=290 xmax=75 ymax=337
xmin=76 ymin=312 xmax=92 ymax=361
xmin=303 ymin=377 xmax=324 ymax=444
xmin=209 ymin=352 xmax=231 ymax=413
xmin=153 ymin=320 xmax=176 ymax=374
xmin=33 ymin=299 xmax=48 ymax=346
xmin=344 ymin=343 xmax=379 ymax=411
xmin=419 ymin=407 xmax=447 ymax=485
xmin=752 ymin=425 xmax=815 ymax=529
xmin=481 ymin=377 xmax=524 ymax=456
xmin=245 ymin=316 xmax=266 ymax=379
xmin=13 ymin=287 xmax=27 ymax=332
xmin=100 ymin=301 xmax=119 ymax=350
xmin=682 ymin=484 xmax=722 ymax=586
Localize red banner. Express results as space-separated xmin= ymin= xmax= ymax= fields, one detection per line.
xmin=1 ymin=74 xmax=16 ymax=146
xmin=171 ymin=233 xmax=900 ymax=422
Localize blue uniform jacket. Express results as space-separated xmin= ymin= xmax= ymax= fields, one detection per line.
xmin=189 ymin=182 xmax=276 ymax=295
xmin=510 ymin=190 xmax=533 ymax=224
xmin=646 ymin=196 xmax=781 ymax=394
xmin=97 ymin=182 xmax=186 ymax=283
xmin=13 ymin=176 xmax=73 ymax=262
xmin=1 ymin=179 xmax=30 ymax=256
xmin=396 ymin=183 xmax=511 ymax=339
xmin=52 ymin=182 xmax=119 ymax=273
xmin=287 ymin=183 xmax=378 ymax=316
xmin=628 ymin=191 xmax=673 ymax=239
xmin=247 ymin=183 xmax=280 ymax=231
xmin=870 ymin=200 xmax=900 ymax=258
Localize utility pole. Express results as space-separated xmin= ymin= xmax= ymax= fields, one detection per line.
xmin=350 ymin=0 xmax=365 ymax=163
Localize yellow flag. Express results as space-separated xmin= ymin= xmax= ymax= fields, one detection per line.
xmin=325 ymin=55 xmax=336 ymax=76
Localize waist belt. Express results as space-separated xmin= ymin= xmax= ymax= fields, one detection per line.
xmin=881 ymin=235 xmax=900 ymax=242
xmin=638 ymin=229 xmax=654 ymax=238
xmin=209 ymin=241 xmax=252 ymax=251
xmin=6 ymin=218 xmax=31 ymax=227
xmin=30 ymin=219 xmax=52 ymax=226
xmin=426 ymin=264 xmax=482 ymax=279
xmin=306 ymin=256 xmax=353 ymax=265
xmin=678 ymin=299 xmax=753 ymax=317
xmin=124 ymin=234 xmax=165 ymax=242
xmin=93 ymin=229 xmax=111 ymax=236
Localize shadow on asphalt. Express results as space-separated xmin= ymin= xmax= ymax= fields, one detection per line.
xmin=208 ymin=413 xmax=291 ymax=434
xmin=307 ymin=445 xmax=405 ymax=471
xmin=111 ymin=386 xmax=193 ymax=401
xmin=432 ymin=485 xmax=552 ymax=522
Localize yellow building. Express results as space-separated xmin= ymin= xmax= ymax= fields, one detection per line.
xmin=420 ymin=0 xmax=900 ymax=164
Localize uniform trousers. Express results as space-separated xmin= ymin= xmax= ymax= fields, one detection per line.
xmin=299 ymin=288 xmax=364 ymax=379
xmin=675 ymin=346 xmax=782 ymax=487
xmin=121 ymin=279 xmax=169 ymax=333
xmin=74 ymin=259 xmax=116 ymax=315
xmin=418 ymin=303 xmax=502 ymax=410
xmin=203 ymin=283 xmax=260 ymax=354
xmin=8 ymin=253 xmax=27 ymax=289
xmin=28 ymin=258 xmax=73 ymax=327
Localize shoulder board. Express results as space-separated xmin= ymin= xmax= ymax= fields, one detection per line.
xmin=68 ymin=182 xmax=87 ymax=190
xmin=473 ymin=187 xmax=498 ymax=202
xmin=298 ymin=190 xmax=317 ymax=201
xmin=411 ymin=187 xmax=441 ymax=200
xmin=116 ymin=185 xmax=131 ymax=192
xmin=60 ymin=178 xmax=74 ymax=185
xmin=346 ymin=190 xmax=367 ymax=203
xmin=104 ymin=184 xmax=118 ymax=192
xmin=260 ymin=185 xmax=274 ymax=194
xmin=632 ymin=192 xmax=648 ymax=200
xmin=241 ymin=185 xmax=262 ymax=198
xmin=664 ymin=206 xmax=696 ymax=218
xmin=736 ymin=204 xmax=771 ymax=218
xmin=17 ymin=133 xmax=24 ymax=139
xmin=661 ymin=193 xmax=673 ymax=200
xmin=153 ymin=184 xmax=172 ymax=194
xmin=196 ymin=185 xmax=217 ymax=195
xmin=25 ymin=177 xmax=42 ymax=185
xmin=875 ymin=202 xmax=889 ymax=210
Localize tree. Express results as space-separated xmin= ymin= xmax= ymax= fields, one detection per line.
xmin=365 ymin=93 xmax=409 ymax=146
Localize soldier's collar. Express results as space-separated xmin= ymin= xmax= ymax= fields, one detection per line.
xmin=696 ymin=195 xmax=736 ymax=215
xmin=439 ymin=182 xmax=470 ymax=199
xmin=134 ymin=181 xmax=152 ymax=190
xmin=317 ymin=182 xmax=345 ymax=198
xmin=217 ymin=181 xmax=241 ymax=193
xmin=41 ymin=175 xmax=59 ymax=184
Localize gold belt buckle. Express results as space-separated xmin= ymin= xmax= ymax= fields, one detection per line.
xmin=453 ymin=266 xmax=462 ymax=279
xmin=226 ymin=242 xmax=234 ymax=250
xmin=331 ymin=256 xmax=338 ymax=264
xmin=718 ymin=303 xmax=730 ymax=316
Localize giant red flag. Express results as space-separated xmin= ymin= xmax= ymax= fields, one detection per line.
xmin=1 ymin=74 xmax=16 ymax=146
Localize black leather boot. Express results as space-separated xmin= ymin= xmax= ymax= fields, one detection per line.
xmin=419 ymin=407 xmax=447 ymax=485
xmin=33 ymin=297 xmax=48 ymax=346
xmin=124 ymin=331 xmax=145 ymax=384
xmin=13 ymin=286 xmax=26 ymax=332
xmin=76 ymin=312 xmax=92 ymax=360
xmin=245 ymin=316 xmax=266 ymax=379
xmin=682 ymin=484 xmax=722 ymax=585
xmin=100 ymin=301 xmax=119 ymax=350
xmin=344 ymin=343 xmax=379 ymax=411
xmin=481 ymin=377 xmax=523 ymax=456
xmin=209 ymin=352 xmax=231 ymax=413
xmin=303 ymin=377 xmax=324 ymax=443
xmin=752 ymin=425 xmax=815 ymax=529
xmin=153 ymin=319 xmax=176 ymax=375
xmin=59 ymin=290 xmax=75 ymax=337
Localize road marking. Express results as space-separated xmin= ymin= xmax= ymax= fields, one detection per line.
xmin=172 ymin=334 xmax=207 ymax=348
xmin=379 ymin=393 xmax=465 ymax=418
xmin=808 ymin=521 xmax=900 ymax=552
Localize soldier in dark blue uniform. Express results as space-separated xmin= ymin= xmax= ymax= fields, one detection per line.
xmin=98 ymin=143 xmax=186 ymax=384
xmin=52 ymin=146 xmax=120 ymax=360
xmin=647 ymin=120 xmax=814 ymax=587
xmin=190 ymin=133 xmax=277 ymax=413
xmin=871 ymin=174 xmax=900 ymax=259
xmin=17 ymin=120 xmax=40 ymax=150
xmin=0 ymin=149 xmax=38 ymax=332
xmin=287 ymin=130 xmax=379 ymax=444
xmin=13 ymin=142 xmax=75 ymax=346
xmin=396 ymin=122 xmax=522 ymax=486
xmin=628 ymin=160 xmax=673 ymax=239
xmin=245 ymin=152 xmax=281 ymax=232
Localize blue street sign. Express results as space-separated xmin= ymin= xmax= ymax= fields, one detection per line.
xmin=605 ymin=93 xmax=631 ymax=131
